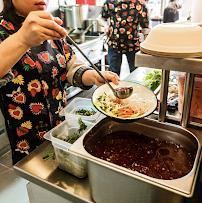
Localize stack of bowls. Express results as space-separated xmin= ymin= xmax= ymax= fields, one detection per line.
xmin=140 ymin=23 xmax=202 ymax=58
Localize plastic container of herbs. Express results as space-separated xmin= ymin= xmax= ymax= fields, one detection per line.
xmin=59 ymin=97 xmax=101 ymax=123
xmin=44 ymin=117 xmax=94 ymax=178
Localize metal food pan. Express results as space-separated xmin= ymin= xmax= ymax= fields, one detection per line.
xmin=69 ymin=117 xmax=201 ymax=203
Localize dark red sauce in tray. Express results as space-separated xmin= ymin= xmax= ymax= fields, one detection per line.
xmin=90 ymin=131 xmax=194 ymax=180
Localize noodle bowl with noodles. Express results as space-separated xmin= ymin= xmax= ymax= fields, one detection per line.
xmin=92 ymin=81 xmax=158 ymax=121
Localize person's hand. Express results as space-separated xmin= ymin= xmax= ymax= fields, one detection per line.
xmin=82 ymin=70 xmax=120 ymax=86
xmin=94 ymin=71 xmax=120 ymax=86
xmin=15 ymin=11 xmax=67 ymax=48
xmin=105 ymin=26 xmax=112 ymax=38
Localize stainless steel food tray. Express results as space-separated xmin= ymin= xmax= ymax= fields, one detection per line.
xmin=69 ymin=117 xmax=202 ymax=203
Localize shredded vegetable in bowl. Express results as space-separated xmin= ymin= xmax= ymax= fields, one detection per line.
xmin=92 ymin=81 xmax=157 ymax=121
xmin=94 ymin=92 xmax=155 ymax=118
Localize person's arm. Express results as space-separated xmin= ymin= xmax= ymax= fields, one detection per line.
xmin=138 ymin=2 xmax=150 ymax=38
xmin=0 ymin=11 xmax=67 ymax=79
xmin=82 ymin=70 xmax=119 ymax=86
xmin=0 ymin=33 xmax=30 ymax=79
xmin=98 ymin=1 xmax=111 ymax=37
xmin=98 ymin=17 xmax=110 ymax=37
xmin=65 ymin=53 xmax=119 ymax=88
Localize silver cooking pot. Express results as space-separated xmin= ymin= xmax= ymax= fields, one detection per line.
xmin=85 ymin=18 xmax=105 ymax=33
xmin=62 ymin=4 xmax=89 ymax=28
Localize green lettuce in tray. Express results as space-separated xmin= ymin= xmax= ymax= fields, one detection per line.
xmin=142 ymin=70 xmax=162 ymax=91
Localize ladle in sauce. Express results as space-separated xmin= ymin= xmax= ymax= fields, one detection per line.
xmin=65 ymin=35 xmax=133 ymax=99
xmin=115 ymin=87 xmax=133 ymax=99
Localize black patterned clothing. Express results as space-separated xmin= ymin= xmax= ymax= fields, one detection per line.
xmin=0 ymin=13 xmax=92 ymax=164
xmin=101 ymin=0 xmax=149 ymax=54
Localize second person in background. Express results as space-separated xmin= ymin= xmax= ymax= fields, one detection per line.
xmin=163 ymin=0 xmax=182 ymax=23
xmin=100 ymin=0 xmax=150 ymax=76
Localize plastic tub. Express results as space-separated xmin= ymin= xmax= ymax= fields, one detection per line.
xmin=44 ymin=118 xmax=94 ymax=178
xmin=178 ymin=72 xmax=202 ymax=119
xmin=59 ymin=97 xmax=101 ymax=123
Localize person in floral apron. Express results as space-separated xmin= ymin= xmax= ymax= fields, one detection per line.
xmin=101 ymin=0 xmax=150 ymax=76
xmin=0 ymin=0 xmax=119 ymax=165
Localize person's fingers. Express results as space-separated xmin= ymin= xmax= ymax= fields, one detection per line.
xmin=97 ymin=71 xmax=120 ymax=86
xmin=106 ymin=72 xmax=120 ymax=85
xmin=34 ymin=31 xmax=64 ymax=42
xmin=54 ymin=17 xmax=63 ymax=26
xmin=29 ymin=11 xmax=67 ymax=38
xmin=16 ymin=11 xmax=68 ymax=47
xmin=33 ymin=11 xmax=55 ymax=21
xmin=38 ymin=18 xmax=67 ymax=38
xmin=18 ymin=24 xmax=63 ymax=47
xmin=101 ymin=71 xmax=120 ymax=80
xmin=36 ymin=24 xmax=66 ymax=39
xmin=108 ymin=71 xmax=120 ymax=81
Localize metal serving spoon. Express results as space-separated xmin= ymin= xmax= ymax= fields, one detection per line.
xmin=65 ymin=35 xmax=133 ymax=99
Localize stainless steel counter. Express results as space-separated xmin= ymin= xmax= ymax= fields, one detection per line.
xmin=14 ymin=141 xmax=93 ymax=203
xmin=13 ymin=70 xmax=202 ymax=203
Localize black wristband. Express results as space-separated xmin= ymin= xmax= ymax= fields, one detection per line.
xmin=73 ymin=66 xmax=93 ymax=90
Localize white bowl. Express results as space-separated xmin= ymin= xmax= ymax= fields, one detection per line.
xmin=140 ymin=23 xmax=202 ymax=58
xmin=92 ymin=81 xmax=158 ymax=122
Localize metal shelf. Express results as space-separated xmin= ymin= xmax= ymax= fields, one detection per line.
xmin=135 ymin=51 xmax=202 ymax=74
xmin=135 ymin=51 xmax=202 ymax=128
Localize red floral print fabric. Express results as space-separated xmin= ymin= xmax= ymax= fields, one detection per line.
xmin=0 ymin=15 xmax=74 ymax=164
xmin=101 ymin=0 xmax=149 ymax=53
